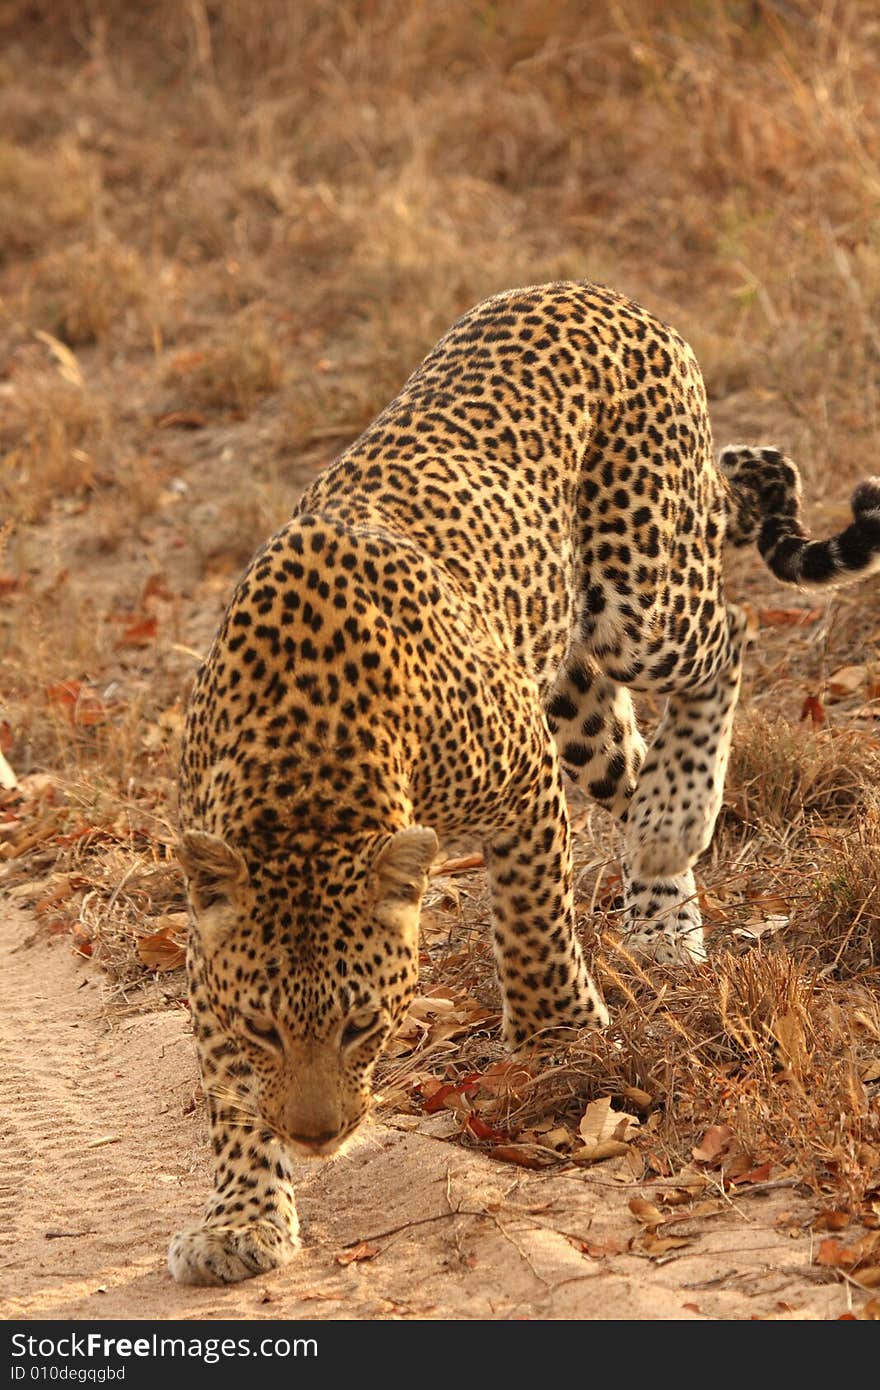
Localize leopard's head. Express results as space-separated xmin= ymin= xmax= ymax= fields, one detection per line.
xmin=179 ymin=824 xmax=438 ymax=1156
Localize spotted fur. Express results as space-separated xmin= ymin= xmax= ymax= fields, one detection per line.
xmin=168 ymin=282 xmax=880 ymax=1285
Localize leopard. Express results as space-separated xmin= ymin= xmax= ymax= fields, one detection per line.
xmin=169 ymin=280 xmax=880 ymax=1285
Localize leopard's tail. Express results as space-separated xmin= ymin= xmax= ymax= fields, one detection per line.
xmin=719 ymin=444 xmax=880 ymax=589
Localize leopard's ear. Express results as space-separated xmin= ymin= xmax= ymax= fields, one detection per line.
xmin=178 ymin=830 xmax=249 ymax=912
xmin=374 ymin=826 xmax=438 ymax=908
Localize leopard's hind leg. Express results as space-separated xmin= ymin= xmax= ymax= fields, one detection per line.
xmin=618 ymin=603 xmax=749 ymax=963
xmin=546 ymin=653 xmax=646 ymax=818
xmin=545 ymin=653 xmax=710 ymax=964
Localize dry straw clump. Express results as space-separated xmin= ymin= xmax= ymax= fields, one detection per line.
xmin=0 ymin=371 xmax=110 ymax=522
xmin=801 ymin=815 xmax=880 ymax=975
xmin=28 ymin=238 xmax=152 ymax=347
xmin=161 ymin=330 xmax=282 ymax=417
xmin=0 ymin=136 xmax=97 ymax=263
xmin=724 ymin=708 xmax=880 ymax=835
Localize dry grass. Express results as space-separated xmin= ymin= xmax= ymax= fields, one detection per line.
xmin=802 ymin=814 xmax=880 ymax=974
xmin=161 ymin=330 xmax=282 ymax=417
xmin=0 ymin=371 xmax=110 ymax=522
xmin=27 ymin=237 xmax=153 ymax=348
xmin=0 ymin=136 xmax=98 ymax=262
xmin=2 ymin=0 xmax=880 ymax=1278
xmin=724 ymin=709 xmax=880 ymax=833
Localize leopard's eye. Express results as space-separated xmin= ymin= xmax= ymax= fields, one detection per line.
xmin=341 ymin=1009 xmax=381 ymax=1047
xmin=242 ymin=1016 xmax=282 ymax=1051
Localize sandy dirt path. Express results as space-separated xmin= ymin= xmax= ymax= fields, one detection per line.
xmin=0 ymin=906 xmax=859 ymax=1322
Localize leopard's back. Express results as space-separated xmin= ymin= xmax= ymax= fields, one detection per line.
xmin=299 ymin=280 xmax=728 ymax=692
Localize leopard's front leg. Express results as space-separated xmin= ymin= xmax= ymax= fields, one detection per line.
xmin=483 ymin=742 xmax=609 ymax=1048
xmin=168 ymin=963 xmax=300 ymax=1286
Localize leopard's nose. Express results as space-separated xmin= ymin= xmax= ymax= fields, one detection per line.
xmin=289 ymin=1128 xmax=340 ymax=1147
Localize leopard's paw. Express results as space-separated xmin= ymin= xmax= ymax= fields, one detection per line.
xmin=168 ymin=1217 xmax=300 ymax=1286
xmin=621 ymin=922 xmax=707 ymax=966
xmin=501 ymin=988 xmax=610 ymax=1050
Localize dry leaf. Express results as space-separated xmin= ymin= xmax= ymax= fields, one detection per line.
xmin=45 ymin=680 xmax=108 ymax=726
xmin=489 ymin=1143 xmax=556 ymax=1169
xmin=691 ymin=1199 xmax=725 ymax=1218
xmin=812 ymin=1210 xmax=851 ymax=1232
xmin=156 ymin=410 xmax=208 ymax=429
xmin=464 ymin=1114 xmax=507 ymax=1142
xmin=628 ymin=1198 xmax=665 ymax=1229
xmin=422 ymin=1078 xmax=480 ymax=1114
xmin=622 ymin=1085 xmax=652 ymax=1110
xmin=668 ymin=1164 xmax=709 ymax=1194
xmin=478 ymin=1059 xmax=536 ymax=1097
xmin=571 ymin=1140 xmax=631 ymax=1165
xmin=733 ymin=913 xmax=789 ymax=942
xmin=578 ymin=1096 xmax=638 ymax=1155
xmin=579 ymin=1096 xmax=617 ymax=1146
xmin=758 ymin=607 xmax=823 ymax=627
xmin=641 ymin=1234 xmax=690 ymax=1256
xmin=430 ymin=853 xmax=484 ymax=876
xmin=115 ymin=616 xmax=158 ymax=649
xmin=729 ymin=1162 xmax=772 ymax=1186
xmin=816 ymin=1238 xmax=863 ymax=1268
xmin=622 ymin=1148 xmax=646 ymax=1181
xmin=576 ymin=1236 xmax=625 ymax=1258
xmin=335 ymin=1242 xmax=380 ymax=1266
xmin=71 ymin=923 xmax=93 ymax=956
xmin=542 ymin=1126 xmax=572 ymax=1150
xmin=659 ymin=1188 xmax=693 ymax=1207
xmin=724 ymin=1150 xmax=761 ymax=1182
xmin=800 ymin=694 xmax=826 ymax=726
xmin=746 ymin=893 xmax=790 ymax=914
xmin=406 ymin=995 xmax=458 ymax=1020
xmin=826 ymin=664 xmax=866 ymax=698
xmin=692 ymin=1124 xmax=734 ymax=1164
xmin=136 ymin=915 xmax=189 ymax=971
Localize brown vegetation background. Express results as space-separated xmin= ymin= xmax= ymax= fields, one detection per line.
xmin=1 ymin=1 xmax=879 ymax=1307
